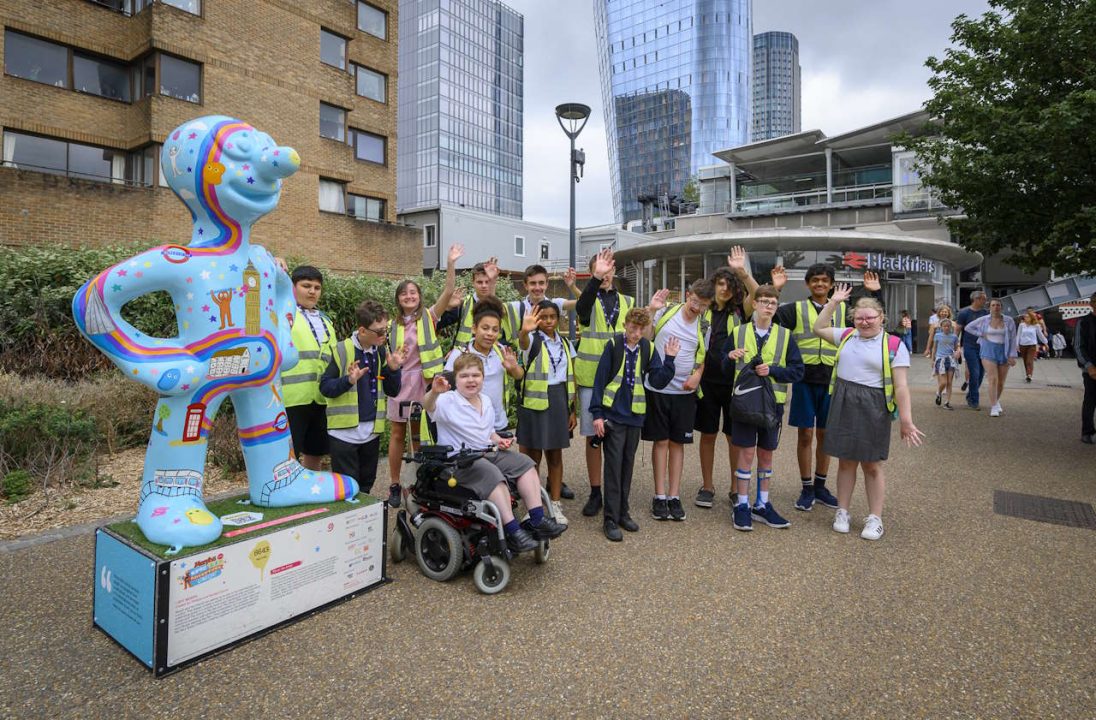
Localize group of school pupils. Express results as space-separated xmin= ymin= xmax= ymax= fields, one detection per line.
xmin=281 ymin=244 xmax=924 ymax=555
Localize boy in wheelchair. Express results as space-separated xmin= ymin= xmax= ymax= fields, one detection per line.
xmin=421 ymin=353 xmax=566 ymax=554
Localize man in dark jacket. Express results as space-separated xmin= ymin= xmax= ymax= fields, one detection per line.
xmin=1075 ymin=292 xmax=1096 ymax=444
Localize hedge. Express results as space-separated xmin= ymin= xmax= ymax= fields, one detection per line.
xmin=0 ymin=244 xmax=519 ymax=381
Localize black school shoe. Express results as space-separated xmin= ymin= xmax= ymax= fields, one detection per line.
xmin=523 ymin=516 xmax=567 ymax=541
xmin=619 ymin=515 xmax=640 ymax=532
xmin=667 ymin=497 xmax=686 ymax=521
xmin=505 ymin=526 xmax=539 ymax=554
xmin=582 ymin=493 xmax=603 ymax=516
xmin=603 ymin=519 xmax=623 ymax=542
xmin=560 ymin=483 xmax=576 ymax=500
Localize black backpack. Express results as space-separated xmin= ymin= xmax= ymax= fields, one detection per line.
xmin=729 ymin=358 xmax=781 ymax=430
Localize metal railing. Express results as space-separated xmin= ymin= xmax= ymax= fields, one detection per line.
xmin=730 ymin=182 xmax=893 ymax=215
xmin=891 ymin=184 xmax=956 ymax=214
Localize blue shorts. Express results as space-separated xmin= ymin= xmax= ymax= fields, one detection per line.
xmin=981 ymin=341 xmax=1009 ymax=366
xmin=788 ymin=382 xmax=831 ymax=429
xmin=730 ymin=419 xmax=782 ymax=451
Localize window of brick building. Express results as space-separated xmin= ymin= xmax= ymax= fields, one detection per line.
xmin=159 ymin=53 xmax=201 ymax=103
xmin=357 ymin=2 xmax=387 ymax=40
xmin=348 ymin=193 xmax=386 ymax=222
xmin=319 ymin=178 xmax=347 ymax=214
xmin=320 ymin=103 xmax=346 ymax=141
xmin=351 ymin=64 xmax=386 ymax=103
xmin=349 ymin=128 xmax=385 ymax=164
xmin=320 ymin=29 xmax=347 ymax=70
xmin=4 ymin=31 xmax=68 ymax=88
xmin=1 ymin=130 xmax=135 ymax=184
xmin=161 ymin=0 xmax=200 ymax=15
xmin=73 ymin=52 xmax=131 ymax=102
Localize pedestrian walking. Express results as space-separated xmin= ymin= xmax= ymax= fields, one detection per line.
xmin=1074 ymin=292 xmax=1096 ymax=444
xmin=1017 ymin=309 xmax=1048 ymax=382
xmin=961 ymin=299 xmax=1019 ymax=417
xmin=955 ymin=291 xmax=989 ymax=409
xmin=933 ymin=318 xmax=960 ymax=409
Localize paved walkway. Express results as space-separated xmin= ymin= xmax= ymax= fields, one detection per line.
xmin=2 ymin=357 xmax=1094 ymax=719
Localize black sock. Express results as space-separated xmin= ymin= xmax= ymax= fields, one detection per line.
xmin=801 ymin=476 xmax=812 ymax=489
xmin=813 ymin=473 xmax=827 ymax=490
xmin=590 ymin=486 xmax=602 ymax=498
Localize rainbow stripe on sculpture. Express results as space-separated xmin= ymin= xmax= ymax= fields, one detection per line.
xmin=73 ymin=116 xmax=359 ymax=555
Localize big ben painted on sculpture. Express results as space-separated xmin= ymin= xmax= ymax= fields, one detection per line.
xmin=243 ymin=260 xmax=261 ymax=335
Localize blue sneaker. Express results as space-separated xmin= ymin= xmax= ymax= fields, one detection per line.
xmin=752 ymin=502 xmax=791 ymax=528
xmin=795 ymin=486 xmax=815 ymax=511
xmin=813 ymin=486 xmax=839 ymax=509
xmin=733 ymin=503 xmax=753 ymax=531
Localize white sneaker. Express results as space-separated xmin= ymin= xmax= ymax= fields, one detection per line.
xmin=861 ymin=514 xmax=884 ymax=540
xmin=990 ymin=405 xmax=1001 ymax=417
xmin=832 ymin=508 xmax=850 ymax=534
xmin=550 ymin=499 xmax=569 ymax=526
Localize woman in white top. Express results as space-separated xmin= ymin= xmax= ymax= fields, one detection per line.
xmin=961 ymin=299 xmax=1019 ymax=417
xmin=1016 ymin=309 xmax=1048 ymax=382
xmin=812 ymin=286 xmax=923 ymax=541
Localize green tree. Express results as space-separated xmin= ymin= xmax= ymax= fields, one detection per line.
xmin=682 ymin=175 xmax=699 ymax=205
xmin=903 ymin=0 xmax=1096 ymax=275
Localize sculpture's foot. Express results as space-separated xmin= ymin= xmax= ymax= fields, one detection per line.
xmin=136 ymin=492 xmax=223 ymax=552
xmin=252 ymin=464 xmax=359 ymax=507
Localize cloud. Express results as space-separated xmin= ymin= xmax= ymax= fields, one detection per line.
xmin=800 ymin=69 xmax=931 ymax=136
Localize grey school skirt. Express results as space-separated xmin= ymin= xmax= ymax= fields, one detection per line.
xmin=516 ymin=383 xmax=572 ymax=450
xmin=823 ymin=377 xmax=892 ymax=462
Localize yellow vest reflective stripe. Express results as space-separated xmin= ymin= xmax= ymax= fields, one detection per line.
xmin=575 ymin=293 xmax=634 ymax=387
xmin=602 ymin=337 xmax=650 ymax=415
xmin=732 ymin=322 xmax=791 ymax=404
xmin=828 ymin=330 xmax=898 ymax=415
xmin=391 ymin=312 xmax=444 ymax=381
xmin=522 ymin=336 xmax=575 ymax=411
xmin=325 ymin=340 xmax=387 ymax=432
xmin=793 ymin=300 xmax=847 ymax=366
xmin=454 ymin=295 xmax=476 ymax=349
xmin=283 ymin=309 xmax=335 ymax=407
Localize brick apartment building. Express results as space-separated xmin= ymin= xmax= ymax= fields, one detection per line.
xmin=0 ymin=0 xmax=419 ymax=276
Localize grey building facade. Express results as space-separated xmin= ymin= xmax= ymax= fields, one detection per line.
xmin=594 ymin=0 xmax=753 ymax=224
xmin=752 ymin=31 xmax=801 ymax=141
xmin=397 ymin=0 xmax=523 ymax=218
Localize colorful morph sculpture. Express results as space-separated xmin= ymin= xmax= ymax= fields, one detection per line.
xmin=73 ymin=116 xmax=359 ymax=554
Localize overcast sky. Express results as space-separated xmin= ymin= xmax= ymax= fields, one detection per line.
xmin=504 ymin=0 xmax=992 ymax=229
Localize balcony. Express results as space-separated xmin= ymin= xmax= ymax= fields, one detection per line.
xmin=730 ymin=181 xmax=893 ymax=216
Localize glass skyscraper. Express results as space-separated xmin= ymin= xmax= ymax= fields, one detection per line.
xmin=398 ymin=0 xmax=523 ymax=218
xmin=594 ymin=0 xmax=752 ymax=224
xmin=752 ymin=31 xmax=801 ymax=141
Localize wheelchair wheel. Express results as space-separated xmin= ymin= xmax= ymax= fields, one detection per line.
xmin=472 ymin=556 xmax=510 ymax=595
xmin=414 ymin=517 xmax=463 ymax=582
xmin=390 ymin=528 xmax=406 ymax=564
xmin=534 ymin=540 xmax=550 ymax=565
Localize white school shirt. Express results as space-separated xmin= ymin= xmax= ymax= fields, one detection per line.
xmin=432 ymin=391 xmax=496 ymax=455
xmin=511 ymin=296 xmax=567 ymax=321
xmin=647 ymin=307 xmax=701 ymax=394
xmin=301 ymin=307 xmax=329 ymax=343
xmin=445 ymin=344 xmax=507 ymax=430
xmin=819 ymin=328 xmax=911 ymax=389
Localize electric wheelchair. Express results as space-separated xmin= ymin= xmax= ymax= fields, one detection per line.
xmin=389 ymin=435 xmax=556 ymax=595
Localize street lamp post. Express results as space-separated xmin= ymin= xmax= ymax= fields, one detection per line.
xmin=555 ymin=102 xmax=591 ymax=341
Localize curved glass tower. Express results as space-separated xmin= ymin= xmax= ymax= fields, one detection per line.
xmin=594 ymin=0 xmax=752 ymax=224
xmin=752 ymin=31 xmax=801 ymax=141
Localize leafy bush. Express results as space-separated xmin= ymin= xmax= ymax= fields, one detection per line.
xmin=3 ymin=469 xmax=31 ymax=504
xmin=0 ymin=400 xmax=99 ymax=497
xmin=0 ymin=372 xmax=158 ymax=453
xmin=0 ymin=244 xmax=520 ymax=380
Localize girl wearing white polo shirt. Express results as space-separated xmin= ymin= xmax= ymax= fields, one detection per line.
xmin=423 ymin=354 xmax=565 ymax=554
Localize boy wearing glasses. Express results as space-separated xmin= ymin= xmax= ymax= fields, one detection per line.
xmin=320 ymin=300 xmax=407 ymax=496
xmin=722 ymin=285 xmax=804 ymax=531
